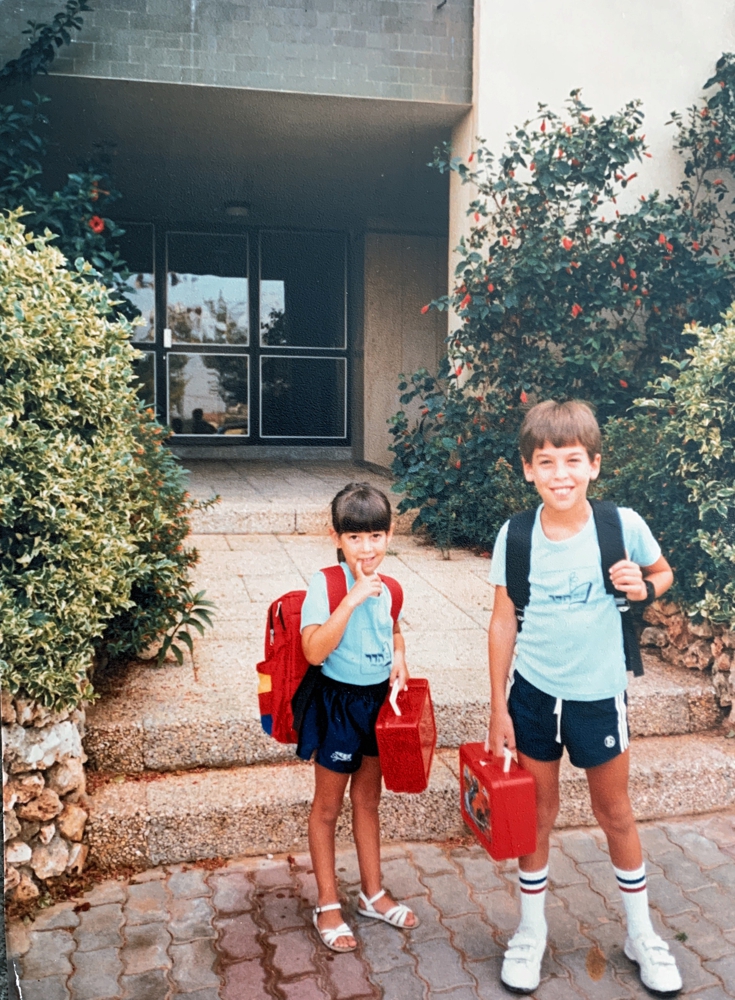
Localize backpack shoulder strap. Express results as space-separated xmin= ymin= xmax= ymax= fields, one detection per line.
xmin=320 ymin=565 xmax=348 ymax=615
xmin=505 ymin=509 xmax=537 ymax=631
xmin=589 ymin=500 xmax=626 ymax=597
xmin=589 ymin=500 xmax=644 ymax=677
xmin=379 ymin=574 xmax=403 ymax=623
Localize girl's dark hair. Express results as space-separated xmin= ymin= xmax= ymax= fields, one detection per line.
xmin=331 ymin=482 xmax=392 ymax=537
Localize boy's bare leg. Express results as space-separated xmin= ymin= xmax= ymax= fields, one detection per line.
xmin=516 ymin=754 xmax=561 ymax=870
xmin=585 ymin=750 xmax=642 ymax=868
xmin=350 ymin=756 xmax=416 ymax=926
xmin=309 ymin=763 xmax=355 ymax=946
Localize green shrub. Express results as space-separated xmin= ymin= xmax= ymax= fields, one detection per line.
xmin=392 ymin=59 xmax=735 ymax=547
xmin=0 ymin=211 xmax=141 ymax=708
xmin=600 ymin=309 xmax=735 ymax=625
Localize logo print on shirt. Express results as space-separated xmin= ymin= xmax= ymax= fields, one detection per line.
xmin=550 ymin=571 xmax=592 ymax=606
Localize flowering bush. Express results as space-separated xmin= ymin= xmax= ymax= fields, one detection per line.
xmin=391 ymin=59 xmax=735 ymax=549
xmin=600 ymin=308 xmax=735 ymax=626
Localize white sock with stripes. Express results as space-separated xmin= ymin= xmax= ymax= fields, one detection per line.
xmin=517 ymin=865 xmax=549 ymax=939
xmin=613 ymin=863 xmax=654 ymax=939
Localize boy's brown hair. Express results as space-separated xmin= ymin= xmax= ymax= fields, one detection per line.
xmin=519 ymin=400 xmax=601 ymax=463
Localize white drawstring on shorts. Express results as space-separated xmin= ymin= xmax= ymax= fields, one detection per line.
xmin=554 ymin=698 xmax=562 ymax=743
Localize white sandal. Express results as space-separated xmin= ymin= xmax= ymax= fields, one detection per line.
xmin=312 ymin=902 xmax=357 ymax=953
xmin=357 ymin=888 xmax=419 ymax=929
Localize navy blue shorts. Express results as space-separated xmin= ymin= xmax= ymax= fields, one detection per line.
xmin=508 ymin=670 xmax=629 ymax=770
xmin=296 ymin=673 xmax=389 ymax=774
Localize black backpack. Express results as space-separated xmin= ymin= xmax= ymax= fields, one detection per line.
xmin=505 ymin=499 xmax=644 ymax=676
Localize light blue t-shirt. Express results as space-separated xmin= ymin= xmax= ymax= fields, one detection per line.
xmin=300 ymin=564 xmax=395 ymax=686
xmin=489 ymin=506 xmax=661 ymax=701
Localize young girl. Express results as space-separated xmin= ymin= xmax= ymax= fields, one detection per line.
xmin=298 ymin=482 xmax=418 ymax=952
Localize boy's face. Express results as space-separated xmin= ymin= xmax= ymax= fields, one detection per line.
xmin=522 ymin=440 xmax=601 ymax=511
xmin=329 ymin=528 xmax=393 ymax=577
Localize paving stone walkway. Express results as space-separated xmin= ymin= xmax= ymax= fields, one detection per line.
xmin=9 ymin=812 xmax=735 ymax=1000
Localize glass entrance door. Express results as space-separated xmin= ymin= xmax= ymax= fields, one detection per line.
xmin=128 ymin=226 xmax=349 ymax=445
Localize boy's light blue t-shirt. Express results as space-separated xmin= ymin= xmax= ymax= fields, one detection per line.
xmin=489 ymin=506 xmax=661 ymax=701
xmin=300 ymin=563 xmax=395 ymax=686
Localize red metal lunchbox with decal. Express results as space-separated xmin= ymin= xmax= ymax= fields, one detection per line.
xmin=460 ymin=742 xmax=536 ymax=860
xmin=375 ymin=679 xmax=436 ymax=793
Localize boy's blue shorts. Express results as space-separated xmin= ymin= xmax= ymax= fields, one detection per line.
xmin=296 ymin=673 xmax=390 ymax=774
xmin=508 ymin=670 xmax=629 ymax=770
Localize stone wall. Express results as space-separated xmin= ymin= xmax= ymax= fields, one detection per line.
xmin=641 ymin=603 xmax=735 ymax=720
xmin=2 ymin=696 xmax=89 ymax=904
xmin=0 ymin=0 xmax=473 ymax=104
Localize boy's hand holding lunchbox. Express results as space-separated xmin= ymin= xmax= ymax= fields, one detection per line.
xmin=389 ymin=651 xmax=409 ymax=692
xmin=487 ymin=708 xmax=516 ymax=757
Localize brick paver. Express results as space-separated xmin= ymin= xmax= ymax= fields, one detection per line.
xmin=9 ymin=812 xmax=735 ymax=999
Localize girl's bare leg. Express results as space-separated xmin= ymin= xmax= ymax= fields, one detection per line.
xmin=309 ymin=763 xmax=354 ymax=947
xmin=350 ymin=755 xmax=416 ymax=926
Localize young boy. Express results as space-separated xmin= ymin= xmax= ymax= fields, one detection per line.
xmin=487 ymin=400 xmax=682 ymax=996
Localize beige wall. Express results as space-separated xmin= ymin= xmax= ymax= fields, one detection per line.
xmin=450 ymin=0 xmax=735 ymax=284
xmin=362 ymin=233 xmax=448 ymax=469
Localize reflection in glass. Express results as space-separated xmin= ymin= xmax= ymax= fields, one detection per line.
xmin=131 ymin=350 xmax=155 ymax=407
xmin=115 ymin=222 xmax=155 ymax=343
xmin=261 ymin=356 xmax=346 ymax=438
xmin=168 ymin=353 xmax=249 ymax=435
xmin=167 ymin=233 xmax=249 ymax=345
xmin=260 ymin=232 xmax=345 ymax=348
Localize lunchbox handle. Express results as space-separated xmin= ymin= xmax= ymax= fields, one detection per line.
xmin=483 ymin=731 xmax=513 ymax=773
xmin=389 ymin=678 xmax=402 ymax=716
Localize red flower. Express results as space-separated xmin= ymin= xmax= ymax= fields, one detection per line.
xmin=474 ymin=212 xmax=480 ymax=222
xmin=627 ymin=173 xmax=637 ymax=182
xmin=502 ymin=235 xmax=509 ymax=246
xmin=562 ymin=237 xmax=574 ymax=251
xmin=88 ymin=215 xmax=105 ymax=234
xmin=540 ymin=119 xmax=546 ymax=133
xmin=421 ymin=304 xmax=430 ymax=314
xmin=619 ymin=380 xmax=628 ymax=388
xmin=640 ymin=195 xmax=647 ymax=202
xmin=571 ymin=303 xmax=583 ymax=318
xmin=635 ymin=298 xmax=641 ymax=307
xmin=658 ymin=233 xmax=666 ymax=244
xmin=585 ymin=226 xmax=592 ymax=235
xmin=460 ymin=293 xmax=472 ymax=310
xmin=629 ymin=269 xmax=637 ymax=279
xmin=468 ymin=153 xmax=474 ymax=162
xmin=692 ymin=241 xmax=701 ymax=251
xmin=530 ymin=162 xmax=536 ymax=171
xmin=714 ymin=179 xmax=724 ymax=185
xmin=487 ymin=282 xmax=495 ymax=292
xmin=520 ymin=390 xmax=528 ymax=404
xmin=455 ymin=461 xmax=462 ymax=469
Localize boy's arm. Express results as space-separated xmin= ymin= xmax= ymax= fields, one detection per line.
xmin=301 ymin=562 xmax=382 ymax=664
xmin=389 ymin=620 xmax=409 ymax=690
xmin=609 ymin=553 xmax=673 ymax=603
xmin=487 ymin=585 xmax=519 ymax=756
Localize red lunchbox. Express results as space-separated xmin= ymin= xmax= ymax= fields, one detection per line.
xmin=375 ymin=679 xmax=436 ymax=793
xmin=460 ymin=742 xmax=537 ymax=861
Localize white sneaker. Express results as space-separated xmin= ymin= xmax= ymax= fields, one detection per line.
xmin=624 ymin=934 xmax=683 ymax=996
xmin=500 ymin=930 xmax=547 ymax=994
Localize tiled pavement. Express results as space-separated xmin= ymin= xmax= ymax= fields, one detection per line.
xmin=9 ymin=812 xmax=735 ymax=1000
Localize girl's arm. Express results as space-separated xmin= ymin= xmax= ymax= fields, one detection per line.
xmin=389 ymin=620 xmax=409 ymax=690
xmin=301 ymin=561 xmax=382 ymax=665
xmin=487 ymin=584 xmax=519 ymax=756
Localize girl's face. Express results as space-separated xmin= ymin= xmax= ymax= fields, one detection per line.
xmin=329 ymin=528 xmax=393 ymax=577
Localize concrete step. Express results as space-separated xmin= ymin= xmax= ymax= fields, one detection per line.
xmin=183 ymin=459 xmax=415 ymax=535
xmin=87 ymin=734 xmax=735 ymax=870
xmin=84 ymin=653 xmax=723 ymax=774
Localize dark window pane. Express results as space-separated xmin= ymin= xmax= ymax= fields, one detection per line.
xmin=261 ymin=356 xmax=346 ymax=438
xmin=260 ymin=232 xmax=345 ymax=348
xmin=115 ymin=222 xmax=155 ymax=343
xmin=167 ymin=232 xmax=249 ymax=345
xmin=168 ymin=353 xmax=249 ymax=435
xmin=131 ymin=350 xmax=155 ymax=407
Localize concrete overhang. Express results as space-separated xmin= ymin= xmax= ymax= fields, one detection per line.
xmin=31 ymin=75 xmax=470 ymax=233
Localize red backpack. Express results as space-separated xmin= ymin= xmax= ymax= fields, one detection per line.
xmin=257 ymin=565 xmax=404 ymax=743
